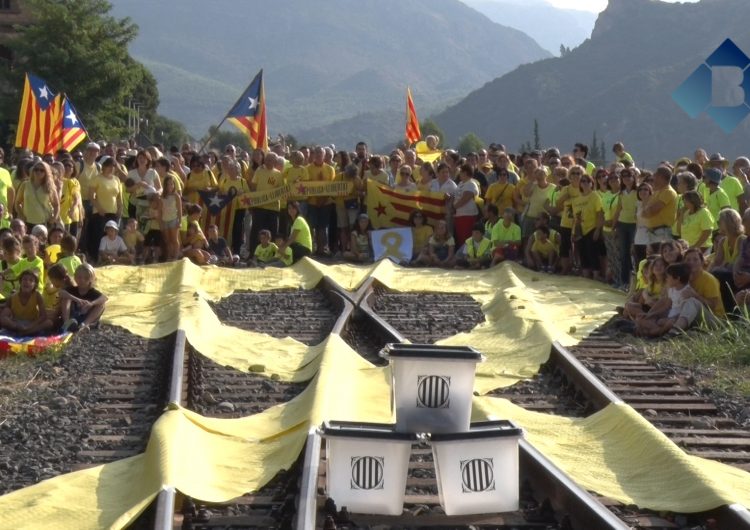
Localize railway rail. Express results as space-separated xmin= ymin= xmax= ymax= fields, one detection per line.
xmin=3 ymin=273 xmax=750 ymax=529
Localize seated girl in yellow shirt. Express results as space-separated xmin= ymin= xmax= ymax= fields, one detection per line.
xmin=0 ymin=269 xmax=53 ymax=336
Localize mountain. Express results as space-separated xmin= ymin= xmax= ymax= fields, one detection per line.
xmin=109 ymin=0 xmax=550 ymax=146
xmin=434 ymin=0 xmax=750 ymax=166
xmin=461 ymin=0 xmax=597 ymax=55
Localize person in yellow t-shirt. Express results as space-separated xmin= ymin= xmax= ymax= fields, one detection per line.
xmin=60 ymin=160 xmax=83 ymax=236
xmin=552 ymin=166 xmax=583 ymax=274
xmin=641 ymin=166 xmax=677 ymax=244
xmin=572 ymin=174 xmax=604 ymax=279
xmin=89 ymin=158 xmax=123 ymax=261
xmin=184 ymin=158 xmax=218 ymax=205
xmin=679 ymin=191 xmax=713 ymax=251
xmin=530 ymin=226 xmax=558 ymax=272
xmin=250 ymin=229 xmax=278 ymax=267
xmin=409 ymin=210 xmax=433 ymax=262
xmin=484 ymin=168 xmax=516 ymax=213
xmin=685 ymin=248 xmax=725 ymax=318
xmin=305 ymin=147 xmax=336 ymax=256
xmin=248 ymin=152 xmax=282 ymax=257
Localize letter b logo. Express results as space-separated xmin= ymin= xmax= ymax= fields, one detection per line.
xmin=672 ymin=38 xmax=750 ymax=133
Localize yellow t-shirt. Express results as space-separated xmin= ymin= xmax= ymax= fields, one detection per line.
xmin=22 ymin=183 xmax=53 ymax=225
xmin=721 ymin=235 xmax=745 ymax=266
xmin=644 ymin=187 xmax=678 ymax=229
xmin=45 ymin=244 xmax=61 ymax=264
xmin=600 ymin=191 xmax=618 ymax=233
xmin=364 ymin=170 xmax=390 ymax=187
xmin=251 ymin=167 xmax=282 ymax=211
xmin=254 ymin=242 xmax=278 ymax=263
xmin=680 ymin=208 xmax=714 ymax=248
xmin=412 ymin=225 xmax=433 ymax=254
xmin=92 ymin=175 xmax=122 ymax=215
xmin=291 ymin=215 xmax=312 ymax=251
xmin=572 ymin=192 xmax=603 ymax=235
xmin=283 ymin=166 xmax=309 ymax=184
xmin=60 ymin=177 xmax=81 ymax=224
xmin=690 ymin=269 xmax=725 ymax=318
xmin=78 ymin=161 xmax=99 ymax=200
xmin=306 ymin=163 xmax=336 ymax=206
xmin=531 ymin=237 xmax=557 ymax=258
xmin=526 ymin=183 xmax=555 ymax=218
xmin=123 ymin=229 xmax=144 ymax=251
xmin=706 ymin=188 xmax=730 ymax=229
xmin=484 ymin=182 xmax=516 ymax=212
xmin=57 ymin=255 xmax=82 ymax=278
xmin=616 ymin=190 xmax=638 ymax=224
xmin=491 ymin=221 xmax=521 ymax=245
xmin=220 ymin=176 xmax=251 ymax=209
xmin=277 ymin=245 xmax=293 ymax=266
xmin=557 ymin=185 xmax=580 ymax=229
xmin=185 ymin=170 xmax=218 ymax=204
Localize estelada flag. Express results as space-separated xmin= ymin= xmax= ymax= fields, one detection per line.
xmin=15 ymin=73 xmax=62 ymax=154
xmin=365 ymin=180 xmax=447 ymax=229
xmin=47 ymin=94 xmax=88 ymax=153
xmin=405 ymin=87 xmax=421 ymax=145
xmin=227 ymin=69 xmax=268 ymax=151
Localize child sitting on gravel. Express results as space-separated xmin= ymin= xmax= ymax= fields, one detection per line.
xmin=635 ymin=262 xmax=701 ymax=337
xmin=455 ymin=224 xmax=491 ymax=269
xmin=0 ymin=269 xmax=53 ymax=336
xmin=60 ymin=264 xmax=107 ymax=333
xmin=250 ymin=229 xmax=278 ymax=267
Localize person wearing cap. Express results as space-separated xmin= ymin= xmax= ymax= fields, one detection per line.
xmin=343 ymin=213 xmax=372 ymax=263
xmin=0 ymin=269 xmax=52 ymax=337
xmin=703 ymin=168 xmax=730 ymax=229
xmin=98 ymin=220 xmax=131 ymax=265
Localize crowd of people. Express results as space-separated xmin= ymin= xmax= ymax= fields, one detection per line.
xmin=0 ymin=136 xmax=749 ymax=338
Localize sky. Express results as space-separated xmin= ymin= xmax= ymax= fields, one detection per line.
xmin=547 ymin=0 xmax=699 ymax=13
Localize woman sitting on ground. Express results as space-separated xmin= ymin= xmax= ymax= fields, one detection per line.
xmin=343 ymin=213 xmax=373 ymax=263
xmin=415 ymin=219 xmax=455 ymax=268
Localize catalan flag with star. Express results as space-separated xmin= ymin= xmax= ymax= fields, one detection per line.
xmin=405 ymin=87 xmax=421 ymax=145
xmin=227 ymin=69 xmax=268 ymax=151
xmin=15 ymin=73 xmax=62 ymax=154
xmin=365 ymin=180 xmax=447 ymax=229
xmin=47 ymin=94 xmax=88 ymax=153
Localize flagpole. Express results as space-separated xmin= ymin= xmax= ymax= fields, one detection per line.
xmin=198 ymin=69 xmax=262 ymax=153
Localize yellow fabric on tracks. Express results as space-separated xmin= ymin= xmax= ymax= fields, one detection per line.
xmin=2 ymin=259 xmax=749 ymax=529
xmin=97 ymin=258 xmax=620 ymax=389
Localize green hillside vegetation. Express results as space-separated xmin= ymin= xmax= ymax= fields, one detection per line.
xmin=109 ymin=0 xmax=550 ymax=145
xmin=434 ymin=0 xmax=750 ymax=165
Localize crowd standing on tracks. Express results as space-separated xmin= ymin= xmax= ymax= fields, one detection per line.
xmin=0 ymin=137 xmax=749 ymax=337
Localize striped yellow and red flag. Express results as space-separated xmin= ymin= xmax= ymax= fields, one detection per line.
xmin=365 ymin=180 xmax=446 ymax=229
xmin=47 ymin=95 xmax=88 ymax=153
xmin=15 ymin=73 xmax=62 ymax=154
xmin=227 ymin=69 xmax=268 ymax=151
xmin=405 ymin=87 xmax=421 ymax=145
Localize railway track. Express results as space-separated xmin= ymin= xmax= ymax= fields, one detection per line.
xmin=3 ymin=272 xmax=750 ymax=529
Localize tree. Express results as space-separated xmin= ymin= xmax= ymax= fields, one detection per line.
xmin=147 ymin=114 xmax=190 ymax=149
xmin=202 ymin=126 xmax=252 ymax=152
xmin=559 ymin=44 xmax=572 ymax=57
xmin=457 ymin=132 xmax=485 ymax=155
xmin=0 ymin=0 xmax=158 ymax=139
xmin=533 ymin=119 xmax=541 ymax=150
xmin=420 ymin=118 xmax=445 ymax=146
